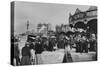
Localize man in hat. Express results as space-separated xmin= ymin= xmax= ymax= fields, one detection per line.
xmin=89 ymin=34 xmax=96 ymax=51
xmin=35 ymin=39 xmax=44 ymax=64
xmin=14 ymin=42 xmax=20 ymax=66
xmin=81 ymin=36 xmax=88 ymax=53
xmin=29 ymin=40 xmax=36 ymax=65
xmin=21 ymin=42 xmax=31 ymax=65
xmin=75 ymin=34 xmax=82 ymax=53
xmin=64 ymin=36 xmax=69 ymax=49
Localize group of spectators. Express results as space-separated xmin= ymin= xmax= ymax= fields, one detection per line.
xmin=12 ymin=31 xmax=97 ymax=66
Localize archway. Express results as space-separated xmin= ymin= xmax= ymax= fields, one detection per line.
xmin=74 ymin=21 xmax=86 ymax=30
xmin=87 ymin=19 xmax=97 ymax=34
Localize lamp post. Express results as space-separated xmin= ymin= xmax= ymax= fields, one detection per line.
xmin=26 ymin=20 xmax=30 ymax=35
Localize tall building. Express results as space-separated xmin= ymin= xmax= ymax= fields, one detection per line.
xmin=56 ymin=24 xmax=70 ymax=33
xmin=37 ymin=23 xmax=51 ymax=35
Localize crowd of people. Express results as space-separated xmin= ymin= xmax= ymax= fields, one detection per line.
xmin=12 ymin=30 xmax=97 ymax=66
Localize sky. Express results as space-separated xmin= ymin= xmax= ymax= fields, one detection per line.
xmin=14 ymin=1 xmax=90 ymax=34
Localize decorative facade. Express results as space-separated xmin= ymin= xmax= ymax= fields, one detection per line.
xmin=69 ymin=6 xmax=97 ymax=25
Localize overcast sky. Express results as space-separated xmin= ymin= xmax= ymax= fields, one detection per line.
xmin=14 ymin=1 xmax=90 ymax=34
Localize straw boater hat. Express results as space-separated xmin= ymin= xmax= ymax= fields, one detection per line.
xmin=42 ymin=35 xmax=48 ymax=38
xmin=36 ymin=36 xmax=40 ymax=38
xmin=50 ymin=36 xmax=56 ymax=39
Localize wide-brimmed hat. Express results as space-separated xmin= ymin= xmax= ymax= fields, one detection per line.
xmin=42 ymin=35 xmax=48 ymax=38
xmin=50 ymin=36 xmax=56 ymax=39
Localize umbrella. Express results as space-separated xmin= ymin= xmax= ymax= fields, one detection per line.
xmin=66 ymin=31 xmax=74 ymax=37
xmin=27 ymin=35 xmax=36 ymax=42
xmin=60 ymin=32 xmax=66 ymax=35
xmin=28 ymin=35 xmax=36 ymax=37
xmin=74 ymin=22 xmax=87 ymax=29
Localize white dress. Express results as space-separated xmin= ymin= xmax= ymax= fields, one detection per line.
xmin=30 ymin=49 xmax=36 ymax=64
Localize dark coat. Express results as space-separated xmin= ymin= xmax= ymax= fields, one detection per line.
xmin=35 ymin=43 xmax=43 ymax=54
xmin=48 ymin=41 xmax=54 ymax=51
xmin=29 ymin=43 xmax=35 ymax=50
xmin=14 ymin=44 xmax=19 ymax=57
xmin=22 ymin=46 xmax=31 ymax=57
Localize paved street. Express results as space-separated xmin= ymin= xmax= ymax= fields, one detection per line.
xmin=70 ymin=52 xmax=96 ymax=62
xmin=35 ymin=49 xmax=96 ymax=64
